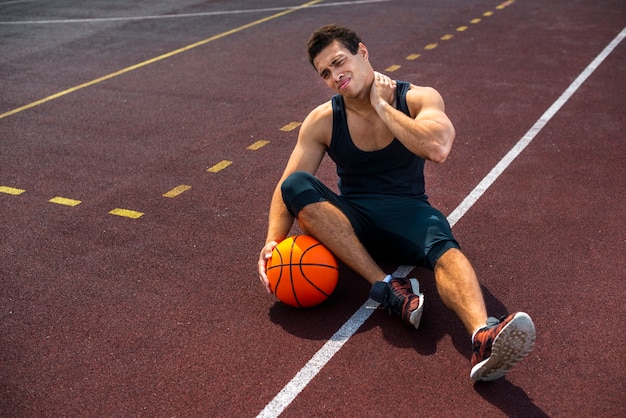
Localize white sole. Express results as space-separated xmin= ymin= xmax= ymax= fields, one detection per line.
xmin=470 ymin=312 xmax=536 ymax=381
xmin=408 ymin=278 xmax=424 ymax=330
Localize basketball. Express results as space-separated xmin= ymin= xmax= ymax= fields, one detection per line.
xmin=266 ymin=235 xmax=339 ymax=308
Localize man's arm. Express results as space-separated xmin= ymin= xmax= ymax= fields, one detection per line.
xmin=258 ymin=103 xmax=331 ymax=292
xmin=370 ymin=72 xmax=455 ymax=163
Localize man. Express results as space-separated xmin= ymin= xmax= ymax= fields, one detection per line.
xmin=257 ymin=24 xmax=535 ymax=381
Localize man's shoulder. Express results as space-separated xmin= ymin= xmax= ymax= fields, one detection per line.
xmin=312 ymin=99 xmax=334 ymax=113
xmin=406 ymin=84 xmax=441 ymax=98
xmin=306 ymin=100 xmax=334 ymax=123
xmin=299 ymin=100 xmax=334 ymax=147
xmin=405 ymin=85 xmax=446 ymax=111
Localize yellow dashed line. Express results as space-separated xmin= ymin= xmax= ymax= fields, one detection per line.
xmin=0 ymin=186 xmax=26 ymax=195
xmin=406 ymin=53 xmax=421 ymax=61
xmin=49 ymin=196 xmax=81 ymax=206
xmin=470 ymin=18 xmax=482 ymax=24
xmin=280 ymin=122 xmax=302 ymax=132
xmin=163 ymin=185 xmax=191 ymax=198
xmin=109 ymin=208 xmax=144 ymax=219
xmin=207 ymin=160 xmax=233 ymax=173
xmin=441 ymin=34 xmax=454 ymax=41
xmin=497 ymin=0 xmax=515 ymax=9
xmin=247 ymin=140 xmax=270 ymax=150
xmin=385 ymin=64 xmax=401 ymax=72
xmin=484 ymin=11 xmax=494 ymax=16
xmin=424 ymin=43 xmax=438 ymax=50
xmin=457 ymin=26 xmax=469 ymax=32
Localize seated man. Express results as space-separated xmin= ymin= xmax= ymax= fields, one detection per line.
xmin=257 ymin=24 xmax=535 ymax=381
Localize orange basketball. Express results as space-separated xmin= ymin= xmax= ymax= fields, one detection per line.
xmin=266 ymin=235 xmax=339 ymax=308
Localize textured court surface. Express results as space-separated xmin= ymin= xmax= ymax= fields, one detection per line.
xmin=1 ymin=0 xmax=625 ymax=416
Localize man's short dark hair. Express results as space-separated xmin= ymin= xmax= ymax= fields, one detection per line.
xmin=307 ymin=24 xmax=362 ymax=68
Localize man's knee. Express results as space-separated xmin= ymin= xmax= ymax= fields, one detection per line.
xmin=281 ymin=172 xmax=315 ymax=201
xmin=431 ymin=244 xmax=464 ymax=271
xmin=433 ymin=246 xmax=472 ymax=271
xmin=281 ymin=172 xmax=325 ymax=217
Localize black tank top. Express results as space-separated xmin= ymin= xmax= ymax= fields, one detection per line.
xmin=327 ymin=80 xmax=426 ymax=199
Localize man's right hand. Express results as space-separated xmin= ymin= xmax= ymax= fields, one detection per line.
xmin=258 ymin=241 xmax=278 ymax=294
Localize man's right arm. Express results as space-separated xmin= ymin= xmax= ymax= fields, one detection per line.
xmin=258 ymin=102 xmax=332 ymax=292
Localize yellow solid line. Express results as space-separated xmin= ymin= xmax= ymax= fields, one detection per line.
xmin=109 ymin=208 xmax=144 ymax=219
xmin=0 ymin=0 xmax=324 ymax=120
xmin=247 ymin=140 xmax=270 ymax=150
xmin=49 ymin=196 xmax=82 ymax=206
xmin=280 ymin=122 xmax=302 ymax=132
xmin=385 ymin=64 xmax=401 ymax=72
xmin=0 ymin=186 xmax=26 ymax=195
xmin=163 ymin=185 xmax=191 ymax=198
xmin=207 ymin=160 xmax=233 ymax=173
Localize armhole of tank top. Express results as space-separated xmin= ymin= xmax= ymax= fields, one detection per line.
xmin=396 ymin=81 xmax=411 ymax=116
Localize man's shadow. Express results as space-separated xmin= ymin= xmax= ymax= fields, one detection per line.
xmin=266 ymin=262 xmax=507 ymax=352
xmin=374 ymin=267 xmax=548 ymax=417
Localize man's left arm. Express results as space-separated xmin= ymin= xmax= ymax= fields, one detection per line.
xmin=370 ymin=72 xmax=455 ymax=163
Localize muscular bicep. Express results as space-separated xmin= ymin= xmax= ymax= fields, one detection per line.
xmin=408 ymin=86 xmax=454 ymax=129
xmin=405 ymin=85 xmax=456 ymax=162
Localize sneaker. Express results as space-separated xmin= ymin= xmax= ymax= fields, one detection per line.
xmin=369 ymin=277 xmax=424 ymax=329
xmin=470 ymin=312 xmax=536 ymax=381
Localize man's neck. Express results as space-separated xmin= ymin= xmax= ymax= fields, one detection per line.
xmin=343 ymin=85 xmax=374 ymax=114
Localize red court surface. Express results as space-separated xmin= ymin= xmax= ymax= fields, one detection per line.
xmin=1 ymin=0 xmax=624 ymax=416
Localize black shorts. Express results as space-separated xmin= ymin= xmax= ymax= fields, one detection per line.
xmin=281 ymin=171 xmax=460 ymax=270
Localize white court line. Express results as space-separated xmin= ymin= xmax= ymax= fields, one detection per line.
xmin=0 ymin=0 xmax=40 ymax=5
xmin=256 ymin=25 xmax=626 ymax=418
xmin=0 ymin=0 xmax=391 ymax=25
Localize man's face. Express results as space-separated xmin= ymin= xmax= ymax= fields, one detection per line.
xmin=312 ymin=40 xmax=371 ymax=97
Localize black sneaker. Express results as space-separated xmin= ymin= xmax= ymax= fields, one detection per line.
xmin=370 ymin=277 xmax=424 ymax=329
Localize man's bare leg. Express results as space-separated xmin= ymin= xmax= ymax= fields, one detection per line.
xmin=296 ymin=201 xmax=386 ymax=285
xmin=433 ymin=248 xmax=488 ymax=334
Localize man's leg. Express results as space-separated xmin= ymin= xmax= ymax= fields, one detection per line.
xmin=297 ymin=201 xmax=386 ymax=285
xmin=299 ymin=201 xmax=426 ymax=328
xmin=434 ymin=248 xmax=536 ymax=381
xmin=433 ymin=248 xmax=488 ymax=334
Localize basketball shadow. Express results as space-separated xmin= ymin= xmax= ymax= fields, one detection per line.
xmin=267 ymin=263 xmax=373 ymax=341
xmin=474 ymin=379 xmax=550 ymax=417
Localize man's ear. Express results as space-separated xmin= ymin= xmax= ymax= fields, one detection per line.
xmin=358 ymin=42 xmax=369 ymax=60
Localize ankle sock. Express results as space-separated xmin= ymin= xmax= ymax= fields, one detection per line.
xmin=471 ymin=327 xmax=482 ymax=343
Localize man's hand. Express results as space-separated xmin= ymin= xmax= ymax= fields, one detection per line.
xmin=370 ymin=71 xmax=397 ymax=111
xmin=258 ymin=241 xmax=278 ymax=294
